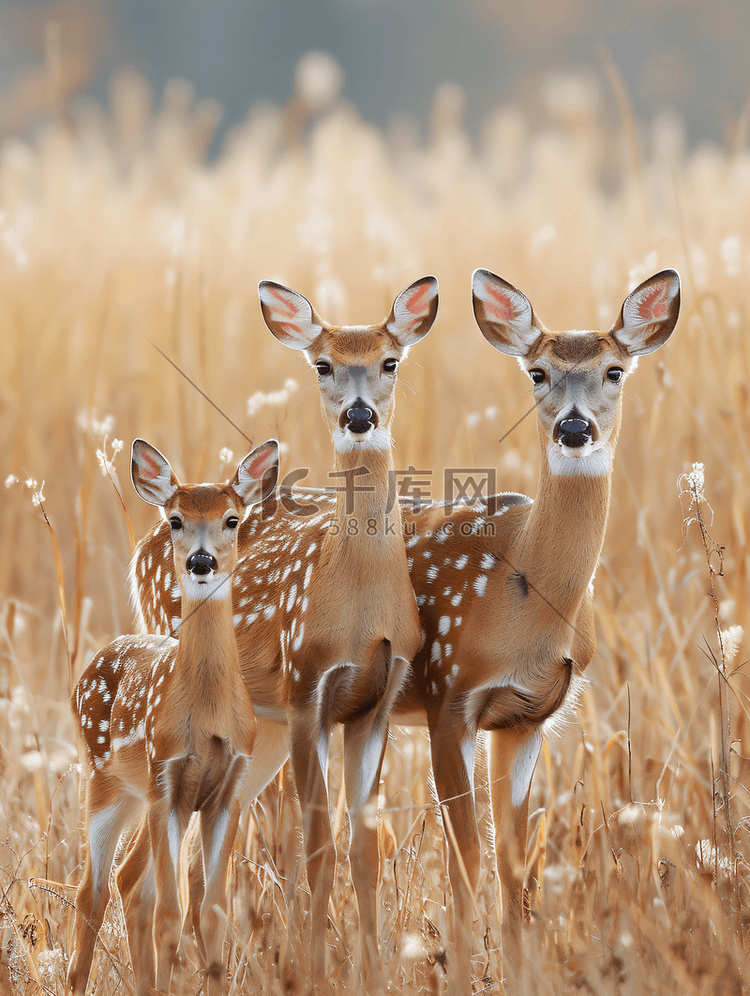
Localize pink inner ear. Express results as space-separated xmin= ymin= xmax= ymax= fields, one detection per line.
xmin=140 ymin=450 xmax=161 ymax=481
xmin=483 ymin=283 xmax=519 ymax=324
xmin=266 ymin=286 xmax=301 ymax=324
xmin=404 ymin=282 xmax=432 ymax=318
xmin=245 ymin=450 xmax=273 ymax=481
xmin=636 ymin=283 xmax=670 ymax=323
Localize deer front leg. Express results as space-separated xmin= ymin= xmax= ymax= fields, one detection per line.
xmin=187 ymin=720 xmax=290 ymax=923
xmin=289 ymin=706 xmax=335 ymax=982
xmin=428 ymin=710 xmax=481 ymax=996
xmin=149 ymin=783 xmax=193 ymax=994
xmin=343 ymin=649 xmax=409 ymax=991
xmin=116 ymin=816 xmax=156 ymax=994
xmin=197 ymin=759 xmax=251 ymax=996
xmin=487 ymin=725 xmax=542 ymax=988
xmin=67 ymin=788 xmax=140 ymax=996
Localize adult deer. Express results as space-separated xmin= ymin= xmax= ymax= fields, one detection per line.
xmin=251 ymin=275 xmax=436 ymax=986
xmin=391 ymin=266 xmax=681 ymax=986
xmin=66 ymin=438 xmax=278 ymax=996
xmin=131 ymin=268 xmax=679 ymax=989
xmin=130 ymin=275 xmax=437 ymax=988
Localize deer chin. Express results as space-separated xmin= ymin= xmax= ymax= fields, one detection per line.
xmin=180 ymin=573 xmax=233 ymax=602
xmin=546 ymin=443 xmax=611 ymax=478
xmin=332 ymin=426 xmax=391 ymax=454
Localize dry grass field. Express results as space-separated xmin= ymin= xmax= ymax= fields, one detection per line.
xmin=1 ymin=62 xmax=749 ymax=994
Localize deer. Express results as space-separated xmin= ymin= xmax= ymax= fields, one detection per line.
xmin=66 ymin=437 xmax=279 ymax=996
xmin=389 ymin=266 xmax=680 ymax=986
xmin=125 ymin=275 xmax=438 ymax=988
xmin=128 ymin=267 xmax=679 ymax=991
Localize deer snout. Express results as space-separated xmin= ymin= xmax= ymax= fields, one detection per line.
xmin=555 ymin=414 xmax=593 ymax=449
xmin=186 ymin=550 xmax=217 ymax=576
xmin=341 ymin=399 xmax=377 ymax=434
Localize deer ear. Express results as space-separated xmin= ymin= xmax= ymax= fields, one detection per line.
xmin=472 ymin=268 xmax=542 ymax=356
xmin=386 ymin=276 xmax=438 ymax=347
xmin=612 ymin=269 xmax=680 ymax=355
xmin=232 ymin=439 xmax=279 ymax=508
xmin=131 ymin=440 xmax=179 ymax=507
xmin=259 ymin=281 xmax=323 ymax=350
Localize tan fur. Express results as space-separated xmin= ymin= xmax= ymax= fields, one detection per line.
xmin=66 ymin=441 xmax=276 ymax=996
xmin=255 ymin=277 xmax=435 ymax=987
xmin=130 ymin=269 xmax=679 ymax=992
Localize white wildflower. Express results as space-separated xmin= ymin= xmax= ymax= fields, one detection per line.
xmin=36 ymin=947 xmax=64 ymax=985
xmin=679 ymin=461 xmax=713 ymax=528
xmin=721 ymin=624 xmax=744 ymax=664
xmin=4 ymin=473 xmax=47 ymax=508
xmin=247 ymin=378 xmax=299 ymax=416
xmin=687 ymin=462 xmax=704 ymax=499
xmin=96 ymin=437 xmax=124 ymax=498
xmin=219 ymin=447 xmax=234 ymax=476
xmin=77 ymin=410 xmax=116 ymax=440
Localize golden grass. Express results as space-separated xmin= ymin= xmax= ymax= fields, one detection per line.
xmin=1 ymin=67 xmax=749 ymax=993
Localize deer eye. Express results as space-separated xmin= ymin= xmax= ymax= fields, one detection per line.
xmin=607 ymin=367 xmax=624 ymax=384
xmin=226 ymin=516 xmax=240 ymax=530
xmin=169 ymin=516 xmax=182 ymax=531
xmin=315 ymin=360 xmax=332 ymax=377
xmin=529 ymin=369 xmax=546 ymax=386
xmin=382 ymin=358 xmax=398 ymax=374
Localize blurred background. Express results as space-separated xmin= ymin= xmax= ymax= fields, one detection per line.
xmin=2 ymin=3 xmax=750 ymax=992
xmin=0 ymin=0 xmax=747 ymax=151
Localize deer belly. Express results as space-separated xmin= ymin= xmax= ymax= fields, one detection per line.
xmin=472 ymin=658 xmax=574 ymax=731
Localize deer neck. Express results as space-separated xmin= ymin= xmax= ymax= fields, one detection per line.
xmin=515 ymin=435 xmax=612 ymax=616
xmin=174 ymin=584 xmax=241 ymax=688
xmin=328 ymin=436 xmax=402 ymax=553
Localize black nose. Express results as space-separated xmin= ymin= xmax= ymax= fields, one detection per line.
xmin=346 ymin=407 xmax=375 ymax=434
xmin=557 ymin=418 xmax=591 ymax=448
xmin=186 ymin=551 xmax=217 ymax=576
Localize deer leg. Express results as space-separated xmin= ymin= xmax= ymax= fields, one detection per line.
xmin=428 ymin=712 xmax=481 ymax=996
xmin=487 ymin=726 xmax=542 ymax=988
xmin=116 ymin=815 xmax=156 ymax=994
xmin=67 ymin=787 xmax=140 ymax=996
xmin=343 ymin=652 xmax=410 ymax=991
xmin=197 ymin=759 xmax=250 ymax=996
xmin=289 ymin=706 xmax=335 ymax=981
xmin=187 ymin=722 xmax=290 ymax=961
xmin=149 ymin=787 xmax=193 ymax=994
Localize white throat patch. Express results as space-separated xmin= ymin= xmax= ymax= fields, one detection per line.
xmin=547 ymin=444 xmax=610 ymax=478
xmin=333 ymin=426 xmax=391 ymax=454
xmin=179 ymin=573 xmax=233 ymax=603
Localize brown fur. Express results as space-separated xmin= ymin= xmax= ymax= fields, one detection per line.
xmin=131 ymin=269 xmax=679 ymax=992
xmin=67 ymin=442 xmax=275 ymax=996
